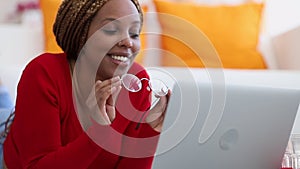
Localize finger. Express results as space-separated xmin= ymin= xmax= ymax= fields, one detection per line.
xmin=147 ymin=97 xmax=167 ymax=122
xmin=153 ymin=116 xmax=164 ymax=132
xmin=96 ymin=89 xmax=113 ymax=108
xmin=85 ymin=83 xmax=111 ymax=125
xmin=96 ymin=76 xmax=121 ymax=89
xmin=88 ymin=77 xmax=122 ymax=125
xmin=154 ymin=96 xmax=168 ymax=112
xmin=154 ymin=89 xmax=171 ymax=99
xmin=94 ymin=78 xmax=121 ymax=99
xmin=106 ymin=105 xmax=116 ymax=122
xmin=147 ymin=112 xmax=165 ymax=132
xmin=102 ymin=85 xmax=120 ymax=123
xmin=93 ymin=108 xmax=111 ymax=125
xmin=155 ymin=89 xmax=171 ymax=111
xmin=96 ymin=77 xmax=121 ymax=100
xmin=146 ymin=110 xmax=164 ymax=123
xmin=86 ymin=82 xmax=99 ymax=108
xmin=94 ymin=82 xmax=119 ymax=106
xmin=95 ymin=83 xmax=119 ymax=123
xmin=166 ymin=89 xmax=172 ymax=100
xmin=92 ymin=78 xmax=120 ymax=96
xmin=111 ymin=86 xmax=122 ymax=105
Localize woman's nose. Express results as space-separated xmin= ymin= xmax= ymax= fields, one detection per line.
xmin=117 ymin=38 xmax=133 ymax=48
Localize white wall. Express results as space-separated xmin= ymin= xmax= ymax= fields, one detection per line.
xmin=263 ymin=0 xmax=300 ymax=37
xmin=0 ymin=0 xmax=18 ymax=23
xmin=262 ymin=0 xmax=300 ymax=70
xmin=0 ymin=0 xmax=43 ymax=102
xmin=0 ymin=0 xmax=39 ymax=23
xmin=272 ymin=26 xmax=300 ymax=70
xmin=0 ymin=24 xmax=44 ymax=102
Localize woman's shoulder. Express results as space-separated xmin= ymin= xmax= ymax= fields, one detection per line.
xmin=24 ymin=53 xmax=67 ymax=72
xmin=28 ymin=53 xmax=67 ymax=66
xmin=21 ymin=53 xmax=69 ymax=80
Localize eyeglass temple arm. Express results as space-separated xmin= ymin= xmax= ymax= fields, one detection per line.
xmin=135 ymin=98 xmax=160 ymax=130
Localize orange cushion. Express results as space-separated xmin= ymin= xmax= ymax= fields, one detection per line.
xmin=153 ymin=0 xmax=266 ymax=69
xmin=40 ymin=0 xmax=63 ymax=53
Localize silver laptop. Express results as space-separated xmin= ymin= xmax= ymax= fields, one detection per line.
xmin=149 ymin=68 xmax=300 ymax=169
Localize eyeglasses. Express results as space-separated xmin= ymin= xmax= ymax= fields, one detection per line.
xmin=121 ymin=74 xmax=168 ymax=130
xmin=121 ymin=74 xmax=168 ymax=96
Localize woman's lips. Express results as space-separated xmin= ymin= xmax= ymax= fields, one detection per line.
xmin=110 ymin=55 xmax=129 ymax=62
xmin=108 ymin=54 xmax=131 ymax=66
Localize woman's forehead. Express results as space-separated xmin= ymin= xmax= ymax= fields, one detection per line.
xmin=96 ymin=0 xmax=140 ymax=20
xmin=93 ymin=0 xmax=141 ymax=26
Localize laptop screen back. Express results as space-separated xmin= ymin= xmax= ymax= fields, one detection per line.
xmin=149 ymin=68 xmax=300 ymax=169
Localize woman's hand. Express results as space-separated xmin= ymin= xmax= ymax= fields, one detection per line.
xmin=146 ymin=90 xmax=171 ymax=132
xmin=86 ymin=76 xmax=122 ymax=125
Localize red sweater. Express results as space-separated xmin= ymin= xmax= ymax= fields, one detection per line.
xmin=4 ymin=53 xmax=159 ymax=169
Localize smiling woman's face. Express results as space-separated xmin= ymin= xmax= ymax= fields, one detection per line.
xmin=82 ymin=0 xmax=141 ymax=81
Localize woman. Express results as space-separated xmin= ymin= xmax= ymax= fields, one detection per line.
xmin=3 ymin=0 xmax=169 ymax=168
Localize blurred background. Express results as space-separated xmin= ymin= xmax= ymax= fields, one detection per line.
xmin=1 ymin=1 xmax=300 ymax=167
xmin=0 ymin=0 xmax=300 ymax=100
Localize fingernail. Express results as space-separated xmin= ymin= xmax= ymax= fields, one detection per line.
xmin=111 ymin=86 xmax=116 ymax=92
xmin=113 ymin=76 xmax=120 ymax=80
xmin=96 ymin=80 xmax=102 ymax=84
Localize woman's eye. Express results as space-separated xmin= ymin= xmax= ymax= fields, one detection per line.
xmin=103 ymin=29 xmax=118 ymax=35
xmin=130 ymin=33 xmax=139 ymax=39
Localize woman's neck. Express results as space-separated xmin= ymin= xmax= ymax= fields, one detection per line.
xmin=68 ymin=59 xmax=75 ymax=77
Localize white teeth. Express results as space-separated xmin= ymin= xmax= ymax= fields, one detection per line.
xmin=110 ymin=55 xmax=129 ymax=62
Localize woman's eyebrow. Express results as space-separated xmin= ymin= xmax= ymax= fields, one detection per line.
xmin=100 ymin=18 xmax=119 ymax=25
xmin=101 ymin=17 xmax=141 ymax=25
xmin=131 ymin=20 xmax=141 ymax=25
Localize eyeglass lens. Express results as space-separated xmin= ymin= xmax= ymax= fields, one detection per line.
xmin=121 ymin=74 xmax=168 ymax=96
xmin=149 ymin=79 xmax=168 ymax=96
xmin=121 ymin=74 xmax=142 ymax=92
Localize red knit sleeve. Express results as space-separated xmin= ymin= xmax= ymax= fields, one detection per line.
xmin=3 ymin=55 xmax=119 ymax=169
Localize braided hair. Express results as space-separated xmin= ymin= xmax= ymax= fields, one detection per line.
xmin=53 ymin=0 xmax=143 ymax=61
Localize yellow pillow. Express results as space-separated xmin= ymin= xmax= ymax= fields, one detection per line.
xmin=153 ymin=0 xmax=266 ymax=69
xmin=40 ymin=0 xmax=63 ymax=53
